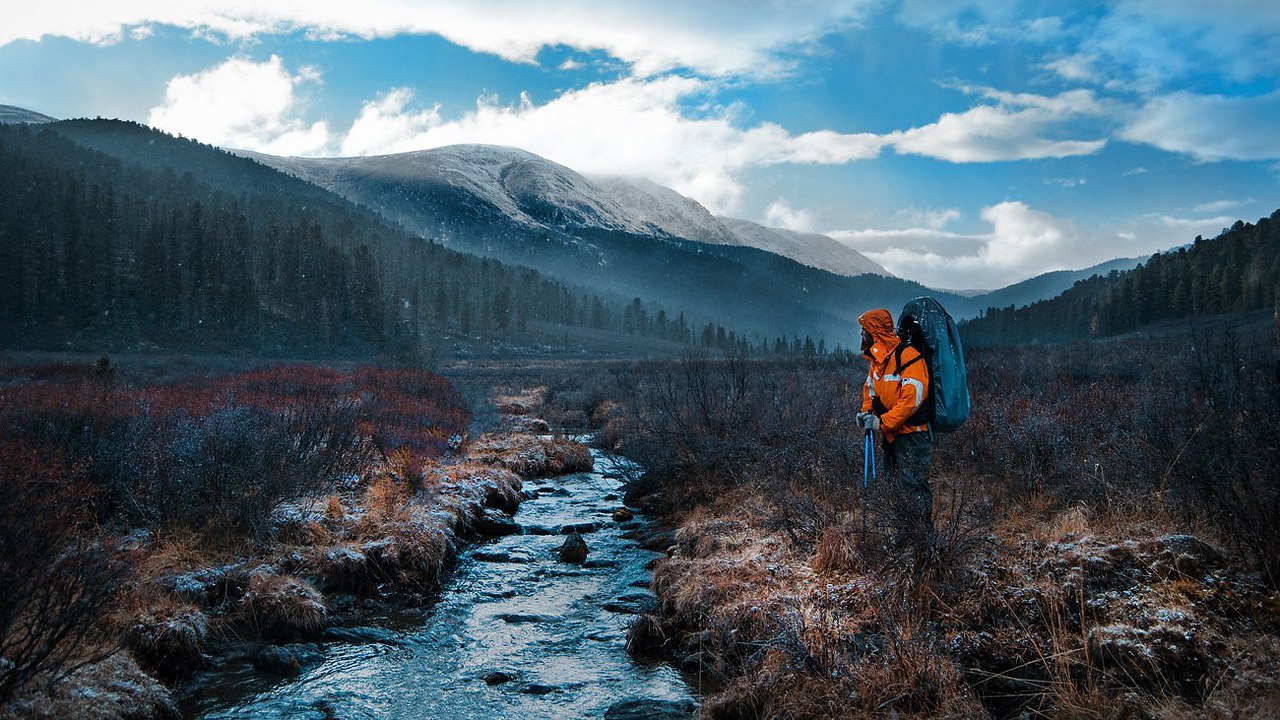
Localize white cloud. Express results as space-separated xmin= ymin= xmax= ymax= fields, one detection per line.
xmin=340 ymin=88 xmax=442 ymax=156
xmin=886 ymin=89 xmax=1108 ymax=162
xmin=763 ymin=199 xmax=814 ymax=232
xmin=330 ymin=77 xmax=885 ymax=214
xmin=831 ymin=201 xmax=1106 ymax=289
xmin=2 ymin=0 xmax=876 ymax=78
xmin=890 ymin=207 xmax=961 ymax=230
xmin=1119 ymin=91 xmax=1280 ymax=162
xmin=1192 ymin=199 xmax=1252 ymax=214
xmin=147 ymin=55 xmax=331 ymax=155
xmin=1085 ymin=0 xmax=1280 ymax=90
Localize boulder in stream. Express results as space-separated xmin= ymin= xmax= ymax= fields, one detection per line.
xmin=605 ymin=698 xmax=697 ymax=720
xmin=559 ymin=532 xmax=589 ymax=564
xmin=254 ymin=643 xmax=325 ymax=677
xmin=473 ymin=508 xmax=521 ymax=538
xmin=560 ymin=522 xmax=597 ymax=534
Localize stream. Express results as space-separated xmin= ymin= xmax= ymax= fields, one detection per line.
xmin=181 ymin=449 xmax=696 ymax=719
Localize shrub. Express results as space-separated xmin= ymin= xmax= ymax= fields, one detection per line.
xmin=0 ymin=443 xmax=132 ymax=703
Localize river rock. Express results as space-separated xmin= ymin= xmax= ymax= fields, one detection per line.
xmin=483 ymin=671 xmax=515 ymax=685
xmin=612 ymin=508 xmax=635 ymax=522
xmin=322 ymin=626 xmax=404 ymax=645
xmin=520 ymin=683 xmax=558 ymax=695
xmin=559 ymin=532 xmax=589 ymax=564
xmin=496 ymin=613 xmax=558 ymax=624
xmin=255 ymin=643 xmax=325 ymax=677
xmin=605 ymin=698 xmax=697 ymax=720
xmin=473 ymin=508 xmax=522 ymax=538
xmin=603 ymin=593 xmax=658 ymax=615
xmin=522 ymin=524 xmax=556 ymax=536
xmin=474 ymin=550 xmax=513 ymax=563
xmin=560 ymin=522 xmax=597 ymax=534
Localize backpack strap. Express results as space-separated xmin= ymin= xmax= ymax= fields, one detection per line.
xmin=892 ymin=344 xmax=923 ymax=375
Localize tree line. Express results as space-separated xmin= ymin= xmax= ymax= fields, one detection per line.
xmin=960 ymin=211 xmax=1280 ymax=345
xmin=0 ymin=122 xmax=791 ymax=357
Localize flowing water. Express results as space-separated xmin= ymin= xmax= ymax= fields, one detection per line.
xmin=182 ymin=450 xmax=695 ymax=719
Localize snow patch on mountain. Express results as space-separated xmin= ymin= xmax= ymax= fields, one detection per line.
xmin=719 ymin=217 xmax=892 ymax=277
xmin=0 ymin=104 xmax=57 ymax=125
xmin=241 ymin=144 xmax=891 ymax=278
xmin=593 ymin=176 xmax=742 ymax=246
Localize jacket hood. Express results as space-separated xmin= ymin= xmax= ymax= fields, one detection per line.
xmin=858 ymin=308 xmax=900 ymax=362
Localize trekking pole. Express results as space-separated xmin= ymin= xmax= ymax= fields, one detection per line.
xmin=863 ymin=428 xmax=871 ymax=489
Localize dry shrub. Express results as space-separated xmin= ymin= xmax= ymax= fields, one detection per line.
xmin=310 ymin=545 xmax=376 ymax=594
xmin=0 ymin=444 xmax=132 ymax=703
xmin=364 ymin=476 xmax=409 ymax=521
xmin=239 ymin=572 xmax=327 ymax=640
xmin=811 ymin=520 xmax=862 ymax=575
xmin=361 ymin=522 xmax=455 ymax=589
xmin=122 ymin=601 xmax=208 ymax=679
xmin=466 ymin=433 xmax=593 ymax=477
xmin=3 ymin=653 xmax=178 ymax=720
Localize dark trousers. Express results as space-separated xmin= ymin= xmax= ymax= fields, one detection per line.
xmin=881 ymin=430 xmax=934 ymax=551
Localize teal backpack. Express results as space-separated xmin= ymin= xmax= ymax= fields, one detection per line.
xmin=896 ymin=297 xmax=970 ymax=432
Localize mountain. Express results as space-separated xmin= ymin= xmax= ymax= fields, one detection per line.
xmin=592 ymin=176 xmax=742 ymax=246
xmin=0 ymin=104 xmax=57 ymax=124
xmin=242 ymin=144 xmax=941 ymax=342
xmin=960 ymin=212 xmax=1280 ymax=345
xmin=718 ymin=217 xmax=891 ymax=278
xmin=0 ymin=119 xmax=733 ymax=359
xmin=969 ymin=256 xmax=1147 ymax=312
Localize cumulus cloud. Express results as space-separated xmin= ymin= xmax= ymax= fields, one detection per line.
xmin=1 ymin=0 xmax=875 ymax=78
xmin=1119 ymin=91 xmax=1280 ymax=162
xmin=330 ymin=77 xmax=885 ymax=214
xmin=147 ymin=55 xmax=330 ymax=156
xmin=831 ymin=201 xmax=1104 ymax=289
xmin=886 ymin=88 xmax=1108 ymax=162
xmin=763 ymin=199 xmax=814 ymax=232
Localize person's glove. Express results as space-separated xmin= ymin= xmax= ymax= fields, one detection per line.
xmin=856 ymin=412 xmax=880 ymax=431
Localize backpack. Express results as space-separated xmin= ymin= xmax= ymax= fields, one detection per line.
xmin=895 ymin=297 xmax=970 ymax=432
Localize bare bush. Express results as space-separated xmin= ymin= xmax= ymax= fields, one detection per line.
xmin=0 ymin=444 xmax=131 ymax=703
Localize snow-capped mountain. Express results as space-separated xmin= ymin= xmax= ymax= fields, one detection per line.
xmin=717 ymin=217 xmax=891 ymax=278
xmin=245 ymin=145 xmax=660 ymax=237
xmin=245 ymin=144 xmax=889 ymax=279
xmin=0 ymin=104 xmax=57 ymax=124
xmin=591 ymin=176 xmax=743 ymax=246
xmin=592 ymin=176 xmax=891 ymax=277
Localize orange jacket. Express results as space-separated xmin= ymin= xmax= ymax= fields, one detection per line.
xmin=859 ymin=308 xmax=930 ymax=441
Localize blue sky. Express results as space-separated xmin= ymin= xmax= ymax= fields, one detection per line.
xmin=2 ymin=0 xmax=1277 ymax=289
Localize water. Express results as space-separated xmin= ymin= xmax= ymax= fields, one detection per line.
xmin=183 ymin=450 xmax=694 ymax=719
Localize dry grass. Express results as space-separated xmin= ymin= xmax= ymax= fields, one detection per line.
xmin=239 ymin=572 xmax=327 ymax=640
xmin=466 ymin=432 xmax=593 ymax=477
xmin=641 ymin=484 xmax=1280 ymax=720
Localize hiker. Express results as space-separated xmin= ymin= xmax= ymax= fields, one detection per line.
xmin=856 ymin=308 xmax=934 ymax=545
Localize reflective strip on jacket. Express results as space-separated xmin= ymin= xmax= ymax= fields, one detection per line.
xmin=858 ymin=308 xmax=930 ymax=441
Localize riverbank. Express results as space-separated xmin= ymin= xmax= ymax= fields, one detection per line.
xmin=0 ymin=364 xmax=591 ymax=718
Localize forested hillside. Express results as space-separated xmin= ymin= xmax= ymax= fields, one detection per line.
xmin=0 ymin=122 xmax=762 ymax=358
xmin=961 ymin=211 xmax=1280 ymax=345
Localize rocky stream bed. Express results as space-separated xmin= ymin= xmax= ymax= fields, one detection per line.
xmin=180 ymin=449 xmax=697 ymax=719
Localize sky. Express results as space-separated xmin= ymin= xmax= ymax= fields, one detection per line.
xmin=2 ymin=1 xmax=1278 ymax=290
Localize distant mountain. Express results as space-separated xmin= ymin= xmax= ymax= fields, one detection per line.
xmin=242 ymin=144 xmax=936 ymax=343
xmin=0 ymin=104 xmax=56 ymax=124
xmin=960 ymin=212 xmax=1280 ymax=345
xmin=968 ymin=256 xmax=1146 ymax=311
